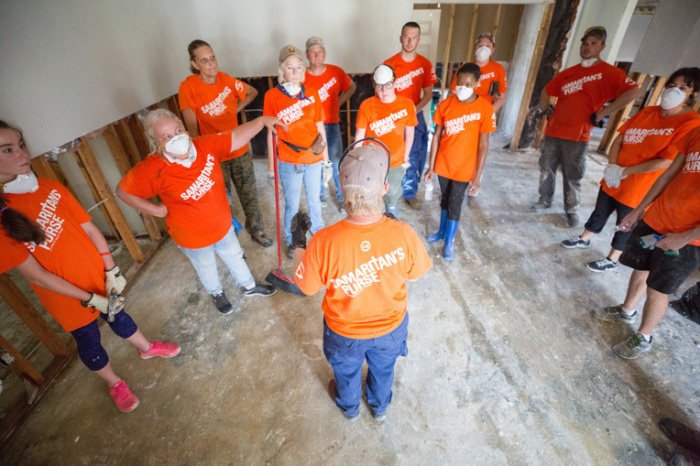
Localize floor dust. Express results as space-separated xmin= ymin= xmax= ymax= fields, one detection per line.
xmin=1 ymin=132 xmax=698 ymax=464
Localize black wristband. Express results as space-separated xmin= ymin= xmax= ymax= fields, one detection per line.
xmin=81 ymin=292 xmax=94 ymax=307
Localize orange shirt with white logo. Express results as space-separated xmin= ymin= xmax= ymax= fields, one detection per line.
xmin=0 ymin=179 xmax=104 ymax=332
xmin=644 ymin=127 xmax=700 ymax=247
xmin=384 ymin=53 xmax=438 ymax=105
xmin=263 ymin=86 xmax=325 ymax=164
xmin=119 ymin=134 xmax=234 ymax=249
xmin=178 ymin=72 xmax=248 ymax=157
xmin=602 ymin=106 xmax=700 ymax=207
xmin=304 ymin=65 xmax=352 ymax=124
xmin=545 ymin=61 xmax=638 ymax=142
xmin=449 ymin=60 xmax=509 ymax=104
xmin=356 ymin=96 xmax=418 ymax=168
xmin=433 ymin=95 xmax=496 ymax=182
xmin=294 ymin=217 xmax=432 ymax=339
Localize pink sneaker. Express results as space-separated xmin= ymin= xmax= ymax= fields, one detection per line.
xmin=139 ymin=341 xmax=181 ymax=359
xmin=109 ymin=381 xmax=139 ymax=412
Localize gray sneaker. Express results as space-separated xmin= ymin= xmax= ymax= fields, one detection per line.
xmin=212 ymin=291 xmax=233 ymax=315
xmin=243 ymin=282 xmax=277 ymax=297
xmin=593 ymin=304 xmax=638 ymax=324
xmin=530 ymin=200 xmax=551 ymax=212
xmin=561 ymin=236 xmax=591 ymax=248
xmin=587 ymin=257 xmax=618 ymax=272
xmin=567 ymin=213 xmax=580 ymax=227
xmin=614 ymin=333 xmax=653 ymax=359
xmin=319 ymin=194 xmax=328 ymax=208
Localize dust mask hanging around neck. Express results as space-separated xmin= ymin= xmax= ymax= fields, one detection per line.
xmin=282 ymin=82 xmax=302 ymax=96
xmin=2 ymin=172 xmax=39 ymax=194
xmin=660 ymin=87 xmax=687 ymax=109
xmin=475 ymin=46 xmax=492 ymax=62
xmin=456 ymin=86 xmax=474 ymax=102
xmin=580 ymin=57 xmax=597 ymax=68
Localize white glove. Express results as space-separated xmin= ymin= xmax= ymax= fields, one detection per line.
xmin=603 ymin=164 xmax=626 ymax=189
xmin=81 ymin=293 xmax=105 ymax=314
xmin=267 ymin=171 xmax=275 ymax=188
xmin=105 ymin=266 xmax=126 ymax=294
xmin=322 ymin=161 xmax=333 ymax=184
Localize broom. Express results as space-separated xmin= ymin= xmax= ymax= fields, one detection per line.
xmin=266 ymin=132 xmax=304 ymax=295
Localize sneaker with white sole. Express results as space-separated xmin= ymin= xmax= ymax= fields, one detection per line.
xmin=592 ymin=304 xmax=638 ymax=324
xmin=560 ymin=236 xmax=591 ymax=248
xmin=139 ymin=341 xmax=181 ymax=359
xmin=614 ymin=333 xmax=653 ymax=359
xmin=109 ymin=381 xmax=139 ymax=412
xmin=243 ymin=282 xmax=277 ymax=297
xmin=212 ymin=291 xmax=233 ymax=315
xmin=587 ymin=257 xmax=618 ymax=272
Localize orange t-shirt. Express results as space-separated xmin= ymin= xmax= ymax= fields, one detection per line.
xmin=432 ymin=95 xmax=496 ymax=182
xmin=356 ymin=95 xmax=418 ymax=168
xmin=304 ymin=65 xmax=353 ymax=124
xmin=0 ymin=179 xmax=104 ymax=332
xmin=178 ymin=72 xmax=248 ymax=157
xmin=384 ymin=53 xmax=438 ymax=105
xmin=602 ymin=106 xmax=700 ymax=207
xmin=263 ymin=86 xmax=325 ymax=164
xmin=644 ymin=128 xmax=700 ymax=247
xmin=545 ymin=61 xmax=638 ymax=142
xmin=448 ymin=60 xmax=509 ymax=104
xmin=294 ymin=216 xmax=432 ymax=339
xmin=119 ymin=133 xmax=235 ymax=249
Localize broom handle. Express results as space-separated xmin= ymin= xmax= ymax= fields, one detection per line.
xmin=272 ymin=132 xmax=283 ymax=270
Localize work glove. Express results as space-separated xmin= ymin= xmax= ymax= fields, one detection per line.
xmin=290 ymin=211 xmax=311 ymax=250
xmin=542 ymin=105 xmax=555 ymax=117
xmin=105 ymin=266 xmax=126 ymax=294
xmin=322 ymin=161 xmax=333 ymax=185
xmin=232 ymin=215 xmax=243 ymax=235
xmin=81 ymin=292 xmax=124 ymax=314
xmin=590 ymin=113 xmax=604 ymax=128
xmin=267 ymin=171 xmax=275 ymax=188
xmin=603 ymin=164 xmax=627 ymax=189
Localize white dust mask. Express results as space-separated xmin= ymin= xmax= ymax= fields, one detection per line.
xmin=475 ymin=46 xmax=492 ymax=62
xmin=2 ymin=172 xmax=39 ymax=194
xmin=164 ymin=134 xmax=191 ymax=156
xmin=282 ymin=82 xmax=302 ymax=96
xmin=456 ymin=86 xmax=474 ymax=102
xmin=580 ymin=57 xmax=597 ymax=68
xmin=660 ymin=87 xmax=687 ymax=109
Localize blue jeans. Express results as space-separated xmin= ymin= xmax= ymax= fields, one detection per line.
xmin=178 ymin=225 xmax=254 ymax=294
xmin=320 ymin=123 xmax=343 ymax=202
xmin=279 ymin=160 xmax=324 ymax=245
xmin=323 ymin=314 xmax=409 ymax=417
xmin=402 ymin=112 xmax=428 ymax=200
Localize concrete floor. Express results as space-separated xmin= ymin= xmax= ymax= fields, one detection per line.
xmin=2 ymin=132 xmax=699 ymax=464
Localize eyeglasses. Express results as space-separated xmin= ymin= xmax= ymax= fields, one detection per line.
xmin=374 ymin=82 xmax=394 ymax=91
xmin=585 ymin=26 xmax=606 ymax=35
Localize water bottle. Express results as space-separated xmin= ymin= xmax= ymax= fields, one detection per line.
xmin=425 ymin=179 xmax=434 ymax=201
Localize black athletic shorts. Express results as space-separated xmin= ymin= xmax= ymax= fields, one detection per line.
xmin=620 ymin=220 xmax=700 ymax=295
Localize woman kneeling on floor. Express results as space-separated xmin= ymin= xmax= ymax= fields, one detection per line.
xmin=0 ymin=120 xmax=180 ymax=413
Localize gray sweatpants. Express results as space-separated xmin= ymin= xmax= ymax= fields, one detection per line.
xmin=537 ymin=135 xmax=588 ymax=214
